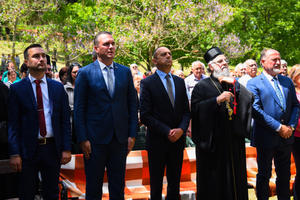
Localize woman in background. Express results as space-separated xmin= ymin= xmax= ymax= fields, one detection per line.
xmin=59 ymin=67 xmax=68 ymax=84
xmin=289 ymin=64 xmax=300 ymax=200
xmin=64 ymin=63 xmax=81 ymax=153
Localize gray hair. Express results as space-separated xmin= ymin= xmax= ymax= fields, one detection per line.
xmin=192 ymin=61 xmax=205 ymax=69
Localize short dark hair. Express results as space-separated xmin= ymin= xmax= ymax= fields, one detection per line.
xmin=8 ymin=69 xmax=16 ymax=76
xmin=24 ymin=44 xmax=42 ymax=60
xmin=94 ymin=31 xmax=112 ymax=46
xmin=66 ymin=62 xmax=82 ymax=84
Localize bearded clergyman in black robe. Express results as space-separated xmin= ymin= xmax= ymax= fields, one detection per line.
xmin=191 ymin=47 xmax=253 ymax=200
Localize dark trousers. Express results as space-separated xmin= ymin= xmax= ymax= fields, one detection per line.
xmin=293 ymin=137 xmax=300 ymax=200
xmin=84 ymin=136 xmax=128 ymax=200
xmin=147 ymin=142 xmax=184 ymax=200
xmin=256 ymin=145 xmax=292 ymax=200
xmin=19 ymin=142 xmax=60 ymax=200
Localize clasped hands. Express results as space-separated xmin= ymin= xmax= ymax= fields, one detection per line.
xmin=279 ymin=125 xmax=293 ymax=139
xmin=168 ymin=128 xmax=184 ymax=143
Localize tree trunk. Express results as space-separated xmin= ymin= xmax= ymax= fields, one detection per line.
xmin=64 ymin=39 xmax=70 ymax=67
xmin=12 ymin=18 xmax=18 ymax=71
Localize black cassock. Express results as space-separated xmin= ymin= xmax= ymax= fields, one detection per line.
xmin=191 ymin=76 xmax=253 ymax=200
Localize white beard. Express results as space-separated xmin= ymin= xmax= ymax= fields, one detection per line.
xmin=273 ymin=68 xmax=281 ymax=74
xmin=212 ymin=66 xmax=230 ymax=78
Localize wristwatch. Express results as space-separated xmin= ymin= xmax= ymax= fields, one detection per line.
xmin=290 ymin=126 xmax=295 ymax=132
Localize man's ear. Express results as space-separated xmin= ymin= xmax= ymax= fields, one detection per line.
xmin=152 ymin=58 xmax=157 ymax=66
xmin=24 ymin=59 xmax=28 ymax=65
xmin=208 ymin=63 xmax=214 ymax=72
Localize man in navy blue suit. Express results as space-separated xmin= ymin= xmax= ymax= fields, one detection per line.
xmin=74 ymin=32 xmax=138 ymax=200
xmin=8 ymin=44 xmax=72 ymax=200
xmin=247 ymin=48 xmax=299 ymax=200
xmin=140 ymin=47 xmax=190 ymax=199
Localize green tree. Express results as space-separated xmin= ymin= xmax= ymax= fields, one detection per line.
xmin=223 ymin=0 xmax=300 ymax=64
xmin=0 ymin=0 xmax=62 ymax=68
xmin=103 ymin=0 xmax=249 ymax=70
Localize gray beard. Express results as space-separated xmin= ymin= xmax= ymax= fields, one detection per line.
xmin=212 ymin=67 xmax=230 ymax=79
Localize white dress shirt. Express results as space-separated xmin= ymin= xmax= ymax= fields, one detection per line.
xmin=185 ymin=73 xmax=207 ymax=100
xmin=238 ymin=74 xmax=252 ymax=87
xmin=98 ymin=60 xmax=115 ymax=93
xmin=28 ymin=74 xmax=53 ymax=138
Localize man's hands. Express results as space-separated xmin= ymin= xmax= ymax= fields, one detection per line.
xmin=168 ymin=128 xmax=184 ymax=143
xmin=279 ymin=125 xmax=293 ymax=139
xmin=10 ymin=155 xmax=22 ymax=172
xmin=216 ymin=91 xmax=234 ymax=104
xmin=128 ymin=137 xmax=136 ymax=154
xmin=61 ymin=151 xmax=71 ymax=164
xmin=80 ymin=140 xmax=91 ymax=160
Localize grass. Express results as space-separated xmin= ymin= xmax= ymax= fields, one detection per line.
xmin=0 ymin=40 xmax=66 ymax=70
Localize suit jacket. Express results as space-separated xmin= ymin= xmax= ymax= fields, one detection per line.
xmin=8 ymin=77 xmax=71 ymax=159
xmin=140 ymin=72 xmax=190 ymax=148
xmin=74 ymin=61 xmax=138 ymax=145
xmin=247 ymin=73 xmax=299 ymax=148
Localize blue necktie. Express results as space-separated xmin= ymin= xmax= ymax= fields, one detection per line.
xmin=106 ymin=66 xmax=114 ymax=97
xmin=273 ymin=77 xmax=286 ymax=110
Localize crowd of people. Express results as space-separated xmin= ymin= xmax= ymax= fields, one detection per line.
xmin=0 ymin=31 xmax=300 ymax=200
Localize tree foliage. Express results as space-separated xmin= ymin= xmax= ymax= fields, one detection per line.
xmin=223 ymin=0 xmax=300 ymax=64
xmin=1 ymin=0 xmax=298 ymax=68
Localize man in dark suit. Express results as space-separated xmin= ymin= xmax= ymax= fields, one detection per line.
xmin=74 ymin=32 xmax=138 ymax=200
xmin=140 ymin=47 xmax=190 ymax=200
xmin=8 ymin=44 xmax=72 ymax=200
xmin=247 ymin=48 xmax=299 ymax=200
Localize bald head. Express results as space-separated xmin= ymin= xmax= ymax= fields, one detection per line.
xmin=244 ymin=59 xmax=257 ymax=78
xmin=152 ymin=47 xmax=172 ymax=72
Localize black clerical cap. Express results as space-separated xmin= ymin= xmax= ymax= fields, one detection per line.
xmin=204 ymin=47 xmax=223 ymax=64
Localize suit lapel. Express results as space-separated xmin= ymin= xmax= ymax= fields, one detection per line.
xmin=94 ymin=60 xmax=111 ymax=98
xmin=261 ymin=73 xmax=282 ymax=109
xmin=172 ymin=75 xmax=179 ymax=108
xmin=278 ymin=75 xmax=288 ymax=100
xmin=112 ymin=62 xmax=119 ymax=99
xmin=154 ymin=72 xmax=174 ymax=109
xmin=46 ymin=78 xmax=54 ymax=115
xmin=25 ymin=77 xmax=37 ymax=109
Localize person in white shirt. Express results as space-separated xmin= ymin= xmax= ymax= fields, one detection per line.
xmin=280 ymin=59 xmax=288 ymax=76
xmin=185 ymin=61 xmax=207 ymax=100
xmin=238 ymin=59 xmax=258 ymax=87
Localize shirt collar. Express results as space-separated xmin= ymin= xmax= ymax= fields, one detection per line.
xmin=28 ymin=74 xmax=47 ymax=84
xmin=156 ymin=68 xmax=172 ymax=79
xmin=98 ymin=60 xmax=114 ymax=70
xmin=263 ymin=70 xmax=278 ymax=81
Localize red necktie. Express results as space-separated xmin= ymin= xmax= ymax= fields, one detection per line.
xmin=34 ymin=80 xmax=47 ymax=137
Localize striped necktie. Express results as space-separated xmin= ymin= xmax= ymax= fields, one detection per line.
xmin=273 ymin=77 xmax=286 ymax=110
